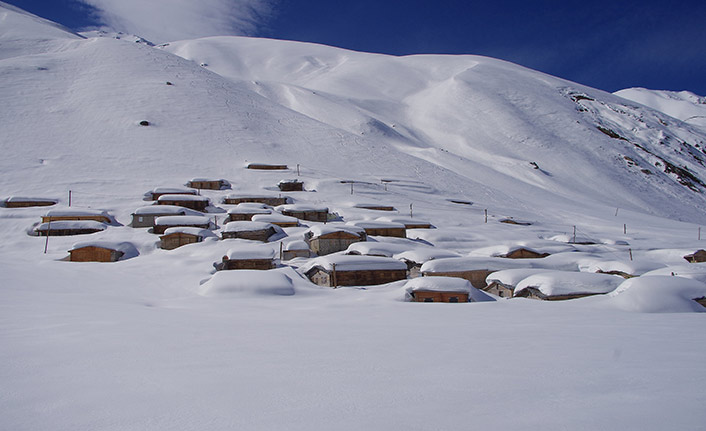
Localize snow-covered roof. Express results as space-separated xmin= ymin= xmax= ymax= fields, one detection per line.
xmin=284 ymin=240 xmax=309 ymax=251
xmin=190 ymin=177 xmax=228 ymax=183
xmin=394 ymin=248 xmax=460 ymax=264
xmin=278 ymin=179 xmax=302 ymax=184
xmin=276 ymin=204 xmax=328 ymax=212
xmin=404 ymin=277 xmax=495 ymax=302
xmin=225 ymin=245 xmax=276 ymax=260
xmin=640 ymin=264 xmax=706 ymax=284
xmin=345 ymin=241 xmax=410 ymax=257
xmin=69 ymin=241 xmax=139 ymax=259
xmin=5 ymin=196 xmax=58 ymax=203
xmin=376 ymin=216 xmax=433 ymax=227
xmin=578 ymin=258 xmax=666 ymax=276
xmin=251 ymin=213 xmax=298 ymax=223
xmin=35 ymin=220 xmax=107 ymax=231
xmin=157 ymin=194 xmax=209 ymax=202
xmin=302 ymin=254 xmax=407 ymax=272
xmin=222 ymin=221 xmax=277 ymax=232
xmin=148 ymin=187 xmax=196 ymax=194
xmin=606 ymin=275 xmax=706 ymax=313
xmin=421 ymin=256 xmax=531 ymax=273
xmin=485 ymin=268 xmax=554 ymax=287
xmin=514 ymin=271 xmax=623 ymax=297
xmin=305 ymin=224 xmax=365 ymax=238
xmin=227 ymin=206 xmax=271 ymax=215
xmin=44 ymin=208 xmax=111 ymax=217
xmin=199 ymin=270 xmax=294 ymax=297
xmin=347 ymin=220 xmax=406 ymax=230
xmin=133 ymin=205 xmax=202 ymax=216
xmin=161 ymin=227 xmax=217 ymax=238
xmin=154 ymin=215 xmax=211 ymax=226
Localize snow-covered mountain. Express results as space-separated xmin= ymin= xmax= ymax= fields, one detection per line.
xmin=615 ymin=87 xmax=706 ymax=132
xmin=3 ymin=3 xmax=706 ymax=430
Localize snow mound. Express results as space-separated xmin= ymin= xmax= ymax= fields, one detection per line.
xmin=199 ymin=270 xmax=295 ymax=297
xmin=606 ymin=276 xmax=706 ymax=313
xmin=515 ymin=271 xmax=623 ymax=297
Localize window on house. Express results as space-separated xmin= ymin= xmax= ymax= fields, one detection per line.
xmin=424 ymin=297 xmax=434 ymax=302
xmin=448 ymin=297 xmax=459 ymax=303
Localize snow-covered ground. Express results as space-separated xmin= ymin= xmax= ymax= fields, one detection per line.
xmin=1 ymin=3 xmax=706 ymax=430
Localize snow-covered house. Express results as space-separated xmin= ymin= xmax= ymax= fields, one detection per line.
xmin=226 ymin=204 xmax=272 ymax=222
xmin=153 ymin=215 xmax=212 ymax=234
xmin=353 ymin=203 xmax=396 ymax=211
xmin=304 ymin=224 xmax=366 ymax=255
xmin=222 ymin=194 xmax=290 ymax=206
xmin=145 ymin=187 xmax=198 ymax=201
xmin=246 ymin=163 xmax=288 ymax=170
xmin=221 ymin=221 xmax=284 ymax=242
xmin=502 ymin=247 xmax=551 ymax=259
xmin=35 ymin=220 xmax=107 ymax=236
xmin=131 ymin=205 xmax=203 ymax=228
xmin=483 ymin=268 xmax=554 ymax=298
xmin=3 ymin=196 xmax=57 ymax=208
xmin=282 ymin=240 xmax=311 ymax=260
xmin=218 ymin=245 xmax=276 ymax=270
xmin=404 ymin=277 xmax=494 ymax=303
xmin=157 ymin=194 xmax=209 ymax=212
xmin=684 ymin=250 xmax=706 ymax=263
xmin=42 ymin=208 xmax=114 ymax=224
xmin=421 ymin=257 xmax=531 ymax=289
xmin=278 ymin=179 xmax=304 ymax=192
xmin=347 ymin=220 xmax=406 ymax=238
xmin=277 ymin=204 xmax=329 ymax=222
xmin=376 ymin=216 xmax=434 ymax=229
xmin=68 ymin=241 xmax=138 ymax=262
xmin=187 ymin=178 xmax=230 ymax=190
xmin=513 ymin=271 xmax=623 ymax=300
xmin=159 ymin=227 xmax=217 ymax=250
xmin=251 ymin=212 xmax=299 ymax=228
xmin=302 ymin=255 xmax=408 ymax=287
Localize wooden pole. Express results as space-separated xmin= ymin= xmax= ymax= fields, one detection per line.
xmin=484 ymin=209 xmax=488 ymax=224
xmin=68 ymin=190 xmax=72 ymax=207
xmin=297 ymin=164 xmax=300 ymax=176
xmin=699 ymin=227 xmax=701 ymax=241
xmin=409 ymin=203 xmax=413 ymax=218
xmin=44 ymin=220 xmax=51 ymax=253
xmin=573 ymin=226 xmax=576 ymax=243
xmin=615 ymin=208 xmax=619 ymax=217
xmin=332 ymin=263 xmax=337 ymax=288
xmin=623 ymin=224 xmax=627 ymax=235
xmin=351 ymin=183 xmax=354 ymax=195
xmin=628 ymin=248 xmax=633 ymax=261
xmin=279 ymin=242 xmax=283 ymax=260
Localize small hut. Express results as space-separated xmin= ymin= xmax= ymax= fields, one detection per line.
xmin=226 ymin=204 xmax=272 ymax=222
xmin=153 ymin=215 xmax=212 ymax=234
xmin=218 ymin=245 xmax=276 ymax=270
xmin=68 ymin=241 xmax=138 ymax=262
xmin=502 ymin=247 xmax=551 ymax=259
xmin=222 ymin=194 xmax=290 ymax=206
xmin=157 ymin=194 xmax=209 ymax=212
xmin=278 ymin=179 xmax=304 ymax=192
xmin=251 ymin=212 xmax=299 ymax=228
xmin=159 ymin=227 xmax=216 ymax=250
xmin=145 ymin=187 xmax=198 ymax=201
xmin=247 ymin=163 xmax=288 ymax=170
xmin=221 ymin=221 xmax=284 ymax=242
xmin=35 ymin=220 xmax=107 ymax=236
xmin=42 ymin=209 xmax=114 ymax=224
xmin=303 ymin=255 xmax=408 ymax=287
xmin=276 ymin=204 xmax=329 ymax=222
xmin=404 ymin=277 xmax=493 ymax=303
xmin=348 ymin=220 xmax=406 ymax=238
xmin=513 ymin=271 xmax=623 ymax=301
xmin=684 ymin=250 xmax=706 ymax=263
xmin=353 ymin=203 xmax=396 ymax=211
xmin=394 ymin=248 xmax=461 ymax=278
xmin=483 ymin=269 xmax=552 ymax=298
xmin=131 ymin=205 xmax=203 ymax=228
xmin=282 ymin=240 xmax=311 ymax=260
xmin=187 ymin=178 xmax=231 ymax=190
xmin=3 ymin=197 xmax=58 ymax=208
xmin=420 ymin=257 xmax=531 ymax=289
xmin=376 ymin=216 xmax=434 ymax=229
xmin=694 ymin=297 xmax=706 ymax=308
xmin=304 ymin=225 xmax=367 ymax=256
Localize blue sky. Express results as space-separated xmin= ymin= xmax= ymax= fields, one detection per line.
xmin=6 ymin=0 xmax=705 ymax=95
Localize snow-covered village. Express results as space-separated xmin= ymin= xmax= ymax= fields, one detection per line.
xmin=1 ymin=1 xmax=706 ymax=430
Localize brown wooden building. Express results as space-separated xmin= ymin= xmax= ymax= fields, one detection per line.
xmin=251 ymin=213 xmax=299 ymax=228
xmin=282 ymin=240 xmax=311 ymax=260
xmin=684 ymin=250 xmax=706 ymax=263
xmin=277 ymin=204 xmax=329 ymax=222
xmin=146 ymin=187 xmax=198 ymax=200
xmin=376 ymin=216 xmax=433 ymax=229
xmin=131 ymin=205 xmax=203 ymax=228
xmin=304 ymin=225 xmax=366 ymax=256
xmin=226 ymin=204 xmax=272 ymax=222
xmin=35 ymin=220 xmax=107 ymax=236
xmin=4 ymin=197 xmax=58 ymax=208
xmin=42 ymin=209 xmax=113 ymax=224
xmin=420 ymin=257 xmax=530 ymax=289
xmin=68 ymin=241 xmax=138 ymax=262
xmin=159 ymin=227 xmax=216 ymax=250
xmin=218 ymin=246 xmax=276 ymax=270
xmin=222 ymin=194 xmax=290 ymax=206
xmin=247 ymin=163 xmax=288 ymax=170
xmin=304 ymin=255 xmax=407 ymax=287
xmin=501 ymin=247 xmax=550 ymax=259
xmin=153 ymin=215 xmax=212 ymax=234
xmin=157 ymin=194 xmax=209 ymax=212
xmin=187 ymin=178 xmax=230 ymax=190
xmin=348 ymin=221 xmax=406 ymax=238
xmin=221 ymin=221 xmax=283 ymax=242
xmin=278 ymin=179 xmax=304 ymax=192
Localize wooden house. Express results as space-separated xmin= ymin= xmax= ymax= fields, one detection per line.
xmin=222 ymin=194 xmax=290 ymax=206
xmin=3 ymin=197 xmax=57 ymax=208
xmin=694 ymin=297 xmax=706 ymax=308
xmin=348 ymin=220 xmax=406 ymax=238
xmin=404 ymin=277 xmax=475 ymax=303
xmin=376 ymin=216 xmax=433 ymax=229
xmin=684 ymin=250 xmax=706 ymax=263
xmin=157 ymin=194 xmax=209 ymax=212
xmin=277 ymin=204 xmax=329 ymax=222
xmin=68 ymin=241 xmax=138 ymax=262
xmin=303 ymin=255 xmax=407 ymax=287
xmin=483 ymin=269 xmax=552 ymax=298
xmin=226 ymin=204 xmax=272 ymax=222
xmin=251 ymin=213 xmax=299 ymax=228
xmin=278 ymin=179 xmax=304 ymax=192
xmin=159 ymin=227 xmax=216 ymax=250
xmin=221 ymin=221 xmax=284 ymax=242
xmin=35 ymin=220 xmax=107 ymax=236
xmin=353 ymin=203 xmax=396 ymax=211
xmin=304 ymin=225 xmax=367 ymax=256
xmin=502 ymin=247 xmax=550 ymax=259
xmin=42 ymin=209 xmax=114 ymax=224
xmin=420 ymin=257 xmax=531 ymax=289
xmin=483 ymin=281 xmax=515 ymax=298
xmin=187 ymin=178 xmax=231 ymax=190
xmin=512 ymin=271 xmax=623 ymax=301
xmin=247 ymin=163 xmax=288 ymax=170
xmin=153 ymin=215 xmax=212 ymax=234
xmin=145 ymin=187 xmax=198 ymax=200
xmin=131 ymin=205 xmax=203 ymax=228
xmin=282 ymin=240 xmax=311 ymax=260
xmin=218 ymin=245 xmax=276 ymax=270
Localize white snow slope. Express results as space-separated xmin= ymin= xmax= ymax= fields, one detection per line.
xmin=1 ymin=3 xmax=706 ymax=430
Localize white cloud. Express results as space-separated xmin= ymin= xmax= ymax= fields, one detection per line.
xmin=76 ymin=0 xmax=275 ymax=44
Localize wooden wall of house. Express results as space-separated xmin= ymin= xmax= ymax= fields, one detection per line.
xmin=309 ymin=236 xmax=362 ymax=255
xmin=157 ymin=200 xmax=208 ymax=212
xmin=422 ymin=270 xmax=493 ymax=289
xmin=227 ymin=213 xmax=260 ymax=222
xmin=69 ymin=246 xmax=121 ymax=262
xmin=160 ymin=233 xmax=201 ymax=250
xmin=37 ymin=227 xmax=104 ymax=236
xmin=283 ymin=249 xmax=310 ymax=260
xmin=247 ymin=164 xmax=288 ymax=170
xmin=221 ymin=228 xmax=275 ymax=242
xmin=308 ymin=268 xmax=407 ymax=287
xmin=5 ymin=200 xmax=56 ymax=208
xmin=411 ymin=291 xmax=470 ymax=303
xmin=42 ymin=215 xmax=111 ymax=224
xmin=363 ymin=227 xmax=406 ymax=238
xmin=188 ymin=181 xmax=223 ymax=190
xmin=153 ymin=223 xmax=209 ymax=235
xmin=281 ymin=210 xmax=327 ymax=222
xmin=223 ymin=259 xmax=274 ymax=270
xmin=278 ymin=182 xmax=303 ymax=192
xmin=483 ymin=282 xmax=514 ymax=298
xmin=223 ymin=197 xmax=288 ymax=206
xmin=505 ymin=249 xmax=550 ymax=259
